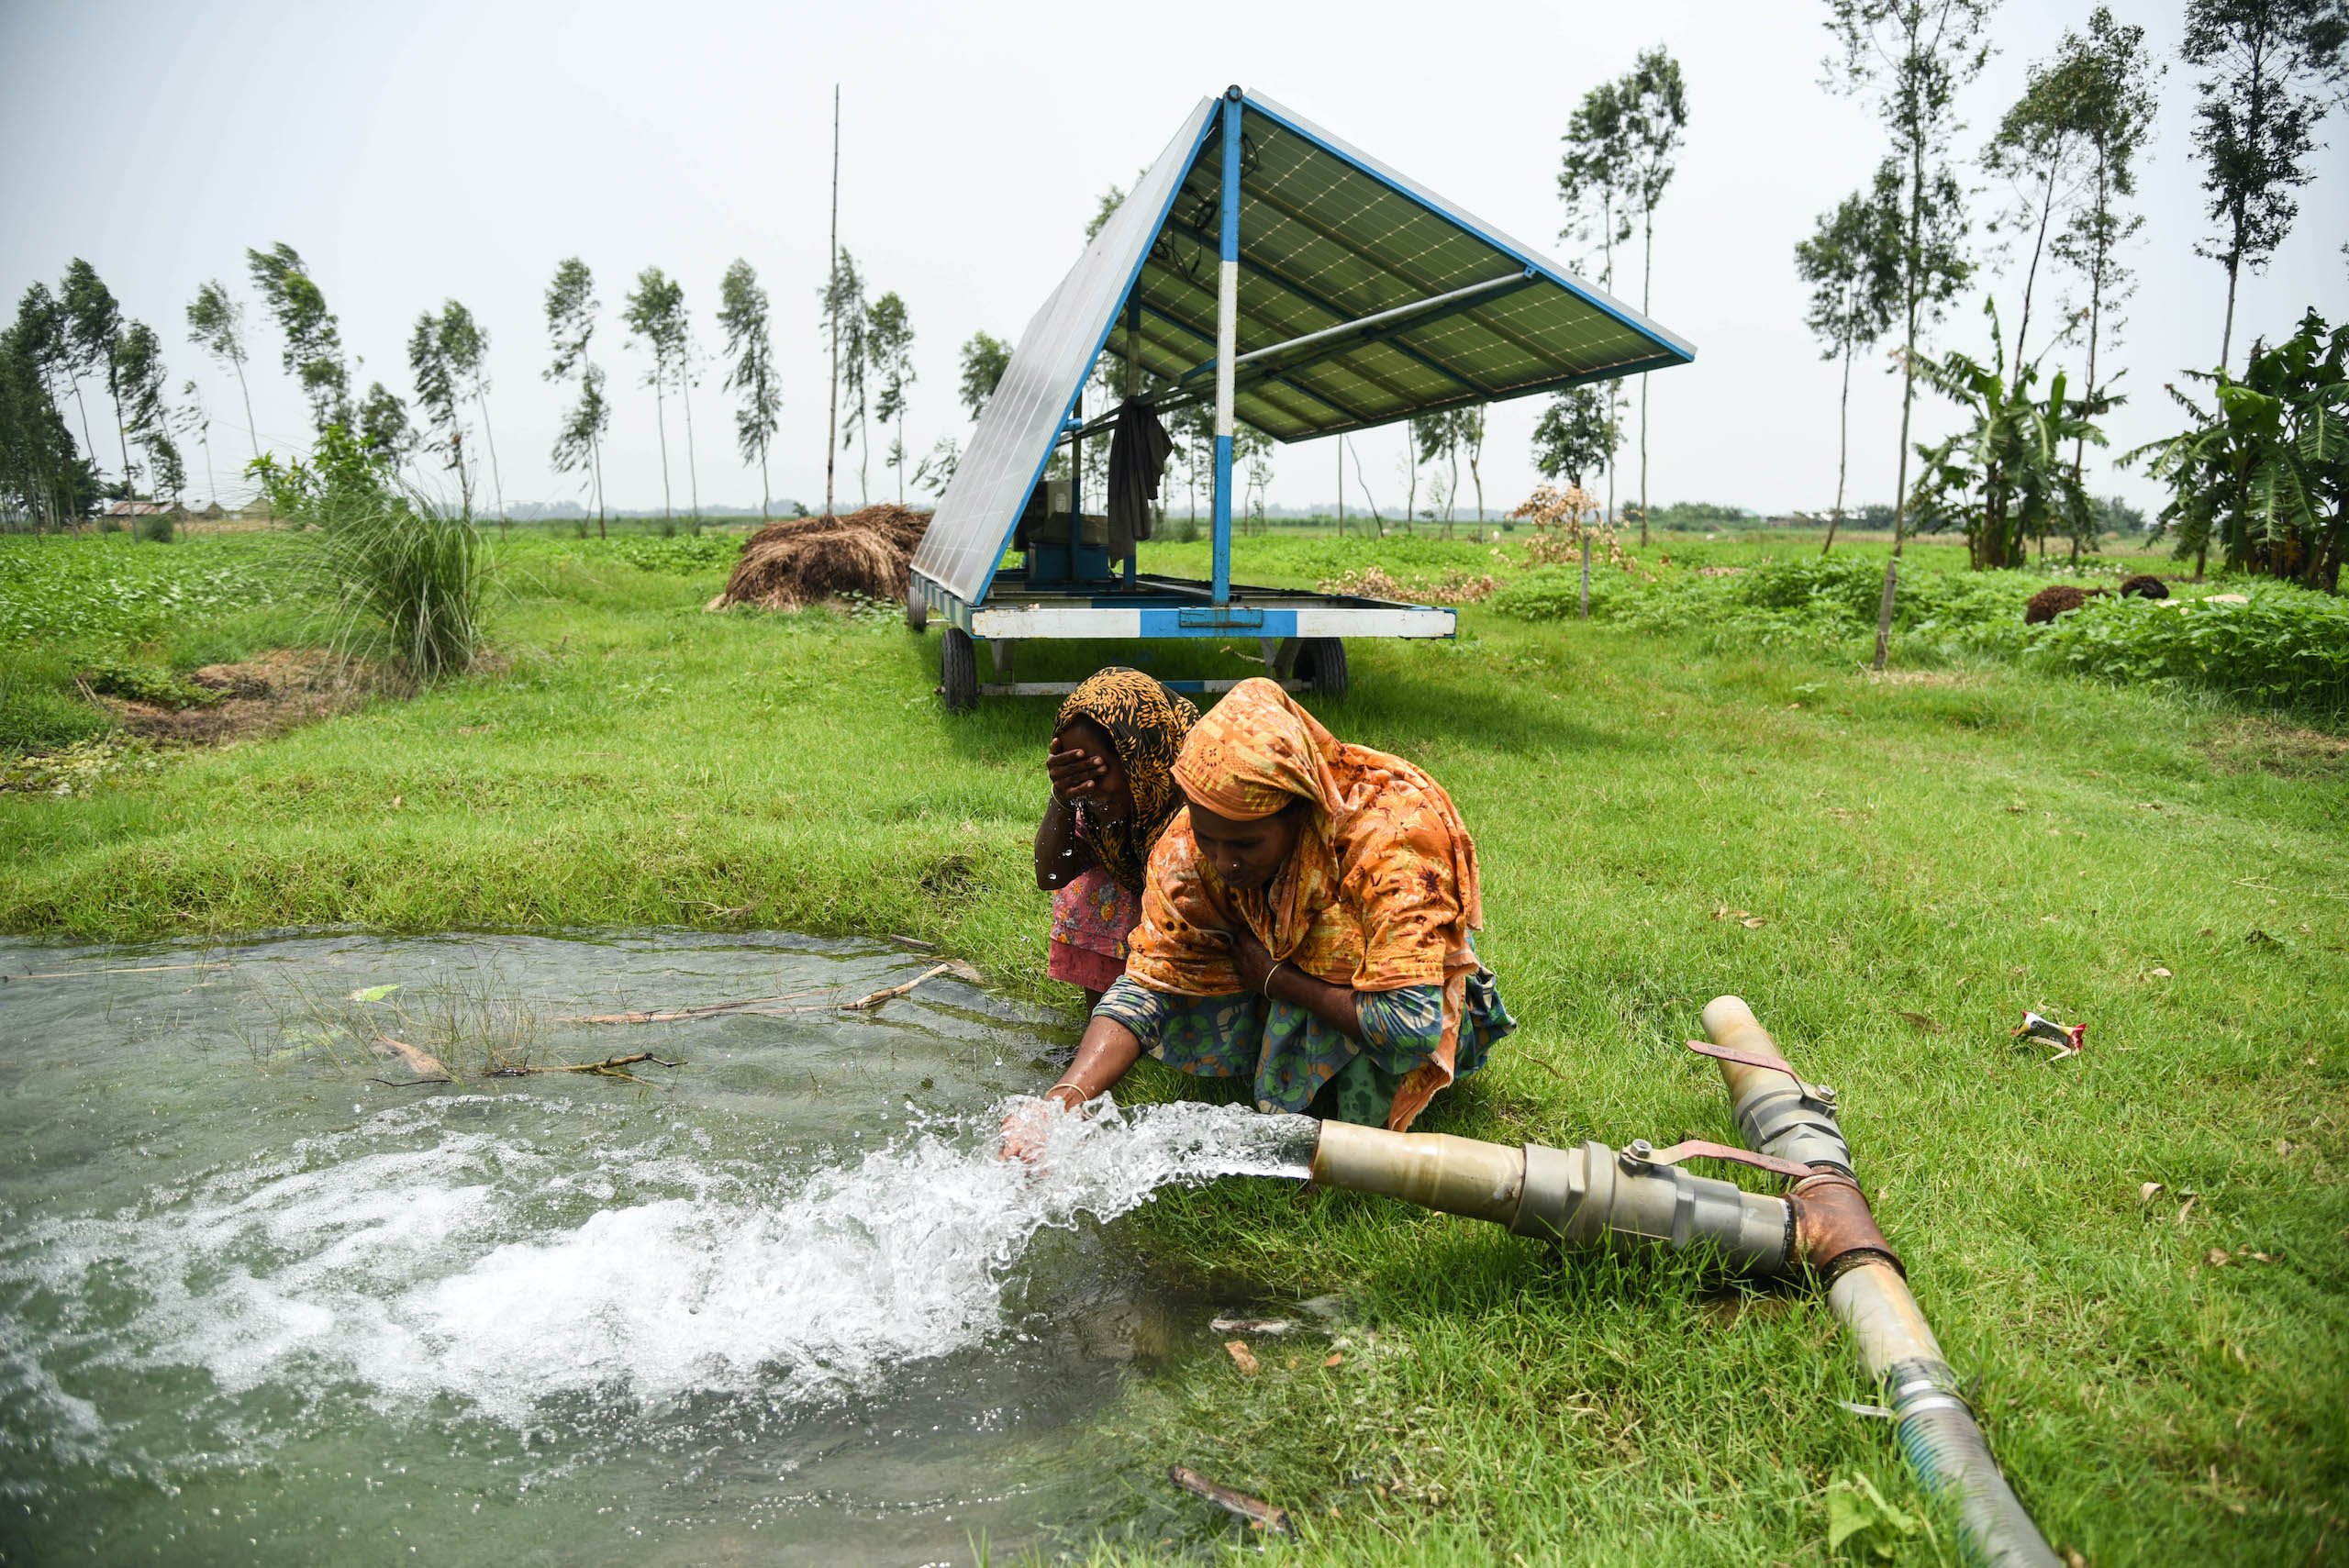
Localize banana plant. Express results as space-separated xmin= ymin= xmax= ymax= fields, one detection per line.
xmin=1906 ymin=299 xmax=2112 ymax=570
xmin=2132 ymin=309 xmax=2348 ymax=591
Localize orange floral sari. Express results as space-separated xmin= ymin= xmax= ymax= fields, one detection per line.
xmin=1123 ymin=678 xmax=1486 ymax=1130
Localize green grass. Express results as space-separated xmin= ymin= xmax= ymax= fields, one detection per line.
xmin=1 ymin=525 xmax=2343 ymax=1565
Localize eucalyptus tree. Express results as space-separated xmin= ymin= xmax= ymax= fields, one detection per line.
xmin=2 ymin=295 xmax=96 ymax=528
xmin=1532 ymin=387 xmax=1610 ymax=491
xmin=1620 ymin=45 xmax=1687 ymax=547
xmin=114 ymin=321 xmax=182 ymax=503
xmin=185 ymin=279 xmax=260 ymax=462
xmin=61 ymin=259 xmax=128 ymax=488
xmin=1824 ymin=0 xmax=1991 ymax=670
xmin=357 ymin=382 xmax=415 ymax=468
xmin=544 ymin=257 xmax=608 ymax=537
xmin=1794 ymin=180 xmax=1899 ymax=552
xmin=865 ymin=292 xmax=916 ymax=504
xmin=437 ymin=302 xmax=503 ymax=527
xmin=1557 ymin=81 xmax=1634 ymax=525
xmin=1982 ymin=45 xmax=2090 ymax=369
xmin=623 ymin=266 xmax=687 ymax=528
xmin=2048 ymin=9 xmax=2160 ymax=487
xmin=958 ymin=330 xmax=1010 ymax=419
xmin=718 ymin=259 xmax=780 ymax=519
xmin=2182 ymin=0 xmax=2349 ymax=372
xmin=245 ymin=242 xmax=351 ymax=435
xmin=823 ymin=251 xmax=869 ymax=507
xmin=408 ymin=306 xmax=470 ymax=513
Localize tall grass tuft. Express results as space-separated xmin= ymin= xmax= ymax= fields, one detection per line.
xmin=308 ymin=483 xmax=484 ymax=682
xmin=253 ymin=424 xmax=486 ymax=683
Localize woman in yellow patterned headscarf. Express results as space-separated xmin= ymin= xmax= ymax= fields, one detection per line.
xmin=1034 ymin=669 xmax=1200 ymax=1007
xmin=1012 ymin=677 xmax=1511 ymax=1147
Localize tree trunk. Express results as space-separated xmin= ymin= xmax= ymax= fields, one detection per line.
xmin=2220 ymin=249 xmax=2240 ymax=373
xmin=1823 ymin=336 xmax=1854 ymax=556
xmin=68 ymin=377 xmax=96 ymax=477
xmin=653 ymin=381 xmax=673 ymax=527
xmin=476 ymin=390 xmax=507 ymax=535
xmin=1468 ymin=443 xmax=1484 ymax=543
xmin=760 ymin=444 xmax=771 ymax=521
xmin=1872 ymin=140 xmax=1927 ymax=674
xmin=2073 ymin=156 xmax=2109 ymax=488
xmin=592 ymin=431 xmax=606 ymax=539
xmin=233 ymin=359 xmax=260 ymax=464
xmin=2014 ymin=160 xmax=2057 ymax=370
xmin=1639 ymin=210 xmax=1653 ymax=548
xmin=681 ymin=365 xmax=701 ymax=534
xmin=825 ymin=85 xmax=841 ymax=519
xmin=106 ymin=356 xmax=133 ymax=496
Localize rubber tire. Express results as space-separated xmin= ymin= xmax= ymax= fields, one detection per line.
xmin=904 ymin=583 xmax=928 ymax=631
xmin=1297 ymin=637 xmax=1348 ymax=700
xmin=940 ymin=627 xmax=978 ymax=712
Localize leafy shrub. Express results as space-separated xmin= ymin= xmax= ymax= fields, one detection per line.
xmin=607 ymin=534 xmax=740 ymax=574
xmin=1493 ymin=548 xmax=2349 ymax=713
xmin=0 ymin=536 xmax=288 ymax=646
xmin=134 ymin=510 xmax=174 ymax=543
xmin=2027 ymin=589 xmax=2349 ymax=710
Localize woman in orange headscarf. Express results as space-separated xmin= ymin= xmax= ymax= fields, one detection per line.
xmin=1011 ymin=677 xmax=1512 ymax=1147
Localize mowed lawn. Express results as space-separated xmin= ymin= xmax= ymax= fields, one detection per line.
xmin=2 ymin=527 xmax=2343 ymax=1565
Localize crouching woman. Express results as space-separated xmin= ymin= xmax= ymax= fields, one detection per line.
xmin=1015 ymin=677 xmax=1512 ymax=1149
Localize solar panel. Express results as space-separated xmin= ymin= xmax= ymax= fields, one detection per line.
xmin=911 ymin=97 xmax=1219 ymax=606
xmin=911 ymin=88 xmax=1696 ymax=606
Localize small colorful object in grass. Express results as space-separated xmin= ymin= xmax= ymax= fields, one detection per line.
xmin=1224 ymin=1340 xmax=1259 ymax=1376
xmin=2015 ymin=1010 xmax=2086 ymax=1061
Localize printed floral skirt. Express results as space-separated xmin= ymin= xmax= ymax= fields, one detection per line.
xmin=1048 ymin=866 xmax=1138 ymax=993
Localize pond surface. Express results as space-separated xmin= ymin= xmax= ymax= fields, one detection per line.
xmin=0 ymin=932 xmax=1309 ymax=1565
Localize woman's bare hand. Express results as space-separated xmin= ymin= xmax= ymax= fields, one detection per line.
xmin=999 ymin=1100 xmax=1054 ymax=1163
xmin=1045 ymin=741 xmax=1110 ymax=805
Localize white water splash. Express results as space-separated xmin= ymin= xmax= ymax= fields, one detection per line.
xmin=0 ymin=1095 xmax=1311 ymax=1441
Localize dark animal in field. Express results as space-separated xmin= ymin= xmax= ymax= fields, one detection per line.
xmin=2118 ymin=573 xmax=2170 ymax=600
xmin=2023 ymin=584 xmax=2109 ymax=625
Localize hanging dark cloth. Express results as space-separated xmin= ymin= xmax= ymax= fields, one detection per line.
xmin=1106 ymin=398 xmax=1173 ymax=553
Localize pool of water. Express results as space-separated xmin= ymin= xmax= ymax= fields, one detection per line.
xmin=0 ymin=932 xmax=1310 ymax=1565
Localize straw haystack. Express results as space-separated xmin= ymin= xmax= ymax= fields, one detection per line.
xmin=706 ymin=505 xmax=931 ymax=612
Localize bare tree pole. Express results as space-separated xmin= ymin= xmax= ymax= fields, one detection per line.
xmin=826 ymin=83 xmax=841 ymax=520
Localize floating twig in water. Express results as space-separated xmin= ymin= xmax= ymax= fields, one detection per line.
xmin=886 ymin=934 xmax=940 ymax=952
xmin=1166 ymin=1466 xmax=1292 ymax=1535
xmin=485 ymin=1051 xmax=682 ymax=1083
xmin=370 ymin=1074 xmax=451 ymax=1088
xmin=839 ymin=962 xmax=953 ymax=1010
xmin=554 ymin=990 xmax=829 ymax=1025
xmin=556 ymin=961 xmax=970 ymax=1025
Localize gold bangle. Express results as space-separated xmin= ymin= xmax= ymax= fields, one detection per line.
xmin=1043 ymin=1082 xmax=1088 ymax=1111
xmin=1262 ymin=960 xmax=1288 ymax=998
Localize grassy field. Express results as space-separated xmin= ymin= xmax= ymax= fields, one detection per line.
xmin=2 ymin=524 xmax=2343 ymax=1564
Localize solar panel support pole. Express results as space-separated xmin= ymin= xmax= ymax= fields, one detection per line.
xmin=1211 ymin=87 xmax=1241 ymax=607
xmin=1124 ymin=293 xmax=1141 ymax=584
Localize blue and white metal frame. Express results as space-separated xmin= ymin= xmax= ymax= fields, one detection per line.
xmin=1210 ymin=86 xmax=1241 ymax=607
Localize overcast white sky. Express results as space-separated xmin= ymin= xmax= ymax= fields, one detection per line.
xmin=4 ymin=0 xmax=2343 ymax=520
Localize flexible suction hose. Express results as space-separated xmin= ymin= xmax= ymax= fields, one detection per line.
xmin=1701 ymin=997 xmax=2058 ymax=1568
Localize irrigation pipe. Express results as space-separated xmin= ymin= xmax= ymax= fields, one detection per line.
xmin=1295 ymin=996 xmax=2058 ymax=1568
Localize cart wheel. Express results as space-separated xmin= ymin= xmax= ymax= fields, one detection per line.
xmin=940 ymin=627 xmax=978 ymax=712
xmin=904 ymin=582 xmax=928 ymax=631
xmin=1297 ymin=637 xmax=1348 ymax=700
